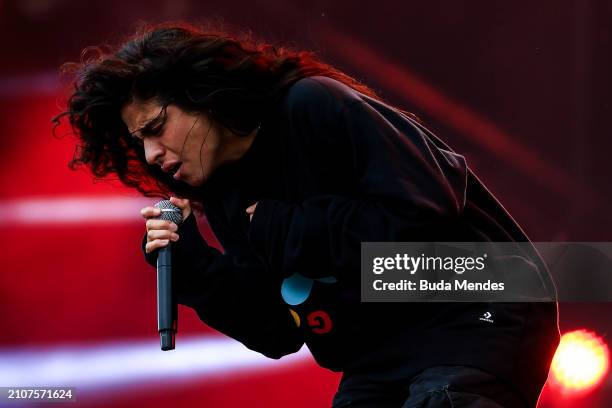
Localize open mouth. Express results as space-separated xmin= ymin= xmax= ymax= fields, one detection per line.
xmin=168 ymin=162 xmax=182 ymax=177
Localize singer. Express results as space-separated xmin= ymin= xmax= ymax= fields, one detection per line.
xmin=53 ymin=22 xmax=559 ymax=407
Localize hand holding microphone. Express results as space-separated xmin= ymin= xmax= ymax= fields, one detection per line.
xmin=141 ymin=197 xmax=191 ymax=350
xmin=142 ymin=197 xmax=192 ymax=254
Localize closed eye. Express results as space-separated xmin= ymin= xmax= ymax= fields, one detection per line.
xmin=140 ymin=119 xmax=164 ymax=137
xmin=131 ymin=104 xmax=168 ymax=142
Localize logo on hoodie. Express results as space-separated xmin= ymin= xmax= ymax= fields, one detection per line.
xmin=479 ymin=311 xmax=494 ymax=323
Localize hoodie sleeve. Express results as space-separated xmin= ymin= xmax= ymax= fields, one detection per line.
xmin=247 ymin=77 xmax=468 ymax=281
xmin=141 ymin=213 xmax=303 ymax=359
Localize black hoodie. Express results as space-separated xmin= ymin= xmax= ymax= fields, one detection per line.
xmin=143 ymin=75 xmax=559 ymax=407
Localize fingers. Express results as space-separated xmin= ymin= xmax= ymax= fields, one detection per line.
xmin=145 ymin=239 xmax=170 ymax=254
xmin=141 ymin=197 xmax=192 ymax=222
xmin=147 ymin=229 xmax=179 ymax=242
xmin=144 ymin=224 xmax=180 ymax=253
xmin=245 ymin=202 xmax=258 ymax=222
xmin=141 ymin=199 xmax=190 ymax=254
xmin=141 ymin=206 xmax=161 ymax=219
xmin=245 ymin=203 xmax=257 ymax=214
xmin=146 ymin=219 xmax=178 ymax=232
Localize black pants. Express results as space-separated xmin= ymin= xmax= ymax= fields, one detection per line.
xmin=331 ymin=365 xmax=528 ymax=408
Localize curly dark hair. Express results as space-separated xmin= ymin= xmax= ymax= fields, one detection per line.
xmin=51 ymin=21 xmax=386 ymax=202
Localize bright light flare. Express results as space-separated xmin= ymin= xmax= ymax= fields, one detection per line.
xmin=550 ymin=329 xmax=610 ymax=394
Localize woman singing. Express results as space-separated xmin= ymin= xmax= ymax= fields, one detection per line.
xmin=53 ymin=22 xmax=559 ymax=407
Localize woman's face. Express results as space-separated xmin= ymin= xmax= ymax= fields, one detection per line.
xmin=121 ymin=99 xmax=236 ymax=187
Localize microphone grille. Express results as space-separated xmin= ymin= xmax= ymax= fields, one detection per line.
xmin=154 ymin=200 xmax=183 ymax=226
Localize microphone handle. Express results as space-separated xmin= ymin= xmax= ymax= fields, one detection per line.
xmin=157 ymin=244 xmax=177 ymax=350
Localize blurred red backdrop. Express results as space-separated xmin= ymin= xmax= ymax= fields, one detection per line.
xmin=1 ymin=1 xmax=611 ymax=407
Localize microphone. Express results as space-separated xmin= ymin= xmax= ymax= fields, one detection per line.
xmin=154 ymin=200 xmax=183 ymax=351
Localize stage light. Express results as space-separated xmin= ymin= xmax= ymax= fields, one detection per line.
xmin=550 ymin=329 xmax=610 ymax=394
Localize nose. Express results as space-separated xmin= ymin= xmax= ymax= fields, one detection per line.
xmin=143 ymin=138 xmax=165 ymax=166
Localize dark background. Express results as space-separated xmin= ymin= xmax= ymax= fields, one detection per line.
xmin=1 ymin=1 xmax=610 ymax=407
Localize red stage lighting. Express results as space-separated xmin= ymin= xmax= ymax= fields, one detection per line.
xmin=550 ymin=329 xmax=610 ymax=395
